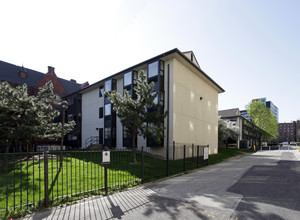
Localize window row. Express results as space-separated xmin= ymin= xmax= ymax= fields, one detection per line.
xmin=99 ymin=104 xmax=111 ymax=118
xmin=99 ymin=60 xmax=164 ymax=97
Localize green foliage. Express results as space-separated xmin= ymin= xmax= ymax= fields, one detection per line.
xmin=218 ymin=117 xmax=239 ymax=145
xmin=105 ymin=70 xmax=167 ymax=146
xmin=0 ymin=81 xmax=75 ymax=149
xmin=246 ymin=100 xmax=278 ymax=139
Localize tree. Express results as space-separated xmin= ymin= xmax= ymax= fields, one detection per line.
xmin=218 ymin=117 xmax=239 ymax=148
xmin=105 ymin=70 xmax=167 ymax=163
xmin=246 ymin=100 xmax=278 ymax=140
xmin=0 ymin=81 xmax=75 ymax=153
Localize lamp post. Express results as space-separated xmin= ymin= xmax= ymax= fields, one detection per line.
xmin=60 ymin=100 xmax=69 ymax=168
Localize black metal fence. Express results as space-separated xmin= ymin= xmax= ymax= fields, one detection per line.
xmin=0 ymin=143 xmax=209 ymax=213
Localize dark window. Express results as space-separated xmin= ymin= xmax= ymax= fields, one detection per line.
xmin=99 ymin=86 xmax=104 ymax=97
xmin=105 ymin=128 xmax=111 ymax=139
xmin=123 ymin=127 xmax=131 ymax=138
xmin=112 ymin=79 xmax=117 ymax=90
xmin=99 ymin=128 xmax=103 ymax=144
xmin=99 ymin=107 xmax=103 ymax=118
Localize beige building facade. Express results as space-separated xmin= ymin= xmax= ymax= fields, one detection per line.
xmin=81 ymin=49 xmax=224 ymax=158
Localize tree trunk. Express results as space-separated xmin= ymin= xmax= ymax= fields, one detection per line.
xmin=28 ymin=142 xmax=34 ymax=158
xmin=131 ymin=133 xmax=137 ymax=164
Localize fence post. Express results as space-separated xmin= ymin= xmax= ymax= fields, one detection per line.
xmin=166 ymin=144 xmax=169 ymax=177
xmin=192 ymin=143 xmax=194 ymax=159
xmin=104 ymin=164 xmax=108 ymax=195
xmin=197 ymin=145 xmax=199 ymax=168
xmin=44 ymin=149 xmax=49 ymax=208
xmin=141 ymin=147 xmax=144 ymax=183
xmin=183 ymin=145 xmax=186 ymax=172
xmin=173 ymin=141 xmax=175 ymax=160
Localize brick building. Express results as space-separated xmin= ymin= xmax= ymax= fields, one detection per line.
xmin=278 ymin=122 xmax=297 ymax=143
xmin=0 ymin=60 xmax=88 ymax=148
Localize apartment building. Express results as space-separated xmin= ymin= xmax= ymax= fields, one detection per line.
xmin=80 ymin=48 xmax=224 ymax=158
xmin=278 ymin=122 xmax=296 ymax=142
xmin=219 ymin=108 xmax=267 ymax=149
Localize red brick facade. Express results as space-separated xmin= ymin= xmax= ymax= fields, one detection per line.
xmin=35 ymin=66 xmax=66 ymax=96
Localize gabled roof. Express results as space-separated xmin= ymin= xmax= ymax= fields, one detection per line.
xmin=0 ymin=60 xmax=83 ymax=95
xmin=0 ymin=60 xmax=44 ymax=87
xmin=80 ymin=48 xmax=225 ymax=94
xmin=218 ymin=108 xmax=240 ymax=118
xmin=183 ymin=51 xmax=200 ymax=68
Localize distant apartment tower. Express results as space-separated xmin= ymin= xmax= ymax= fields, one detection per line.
xmin=252 ymin=98 xmax=279 ymax=121
xmin=278 ymin=122 xmax=296 ymax=142
xmin=240 ymin=97 xmax=279 ymax=122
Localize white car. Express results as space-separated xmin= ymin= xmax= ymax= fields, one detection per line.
xmin=290 ymin=141 xmax=296 ymax=146
xmin=280 ymin=142 xmax=289 ymax=146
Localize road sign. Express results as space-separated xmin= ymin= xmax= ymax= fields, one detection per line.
xmin=204 ymin=147 xmax=209 ymax=160
xmin=102 ymin=151 xmax=110 ymax=164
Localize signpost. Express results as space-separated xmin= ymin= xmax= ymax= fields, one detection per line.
xmin=204 ymin=146 xmax=209 ymax=165
xmin=102 ymin=150 xmax=110 ymax=195
xmin=102 ymin=151 xmax=110 ymax=164
xmin=204 ymin=146 xmax=209 ymax=160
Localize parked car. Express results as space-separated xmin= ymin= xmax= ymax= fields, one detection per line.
xmin=290 ymin=141 xmax=296 ymax=146
xmin=280 ymin=142 xmax=289 ymax=146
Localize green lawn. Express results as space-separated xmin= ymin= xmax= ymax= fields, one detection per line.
xmin=0 ymin=151 xmax=141 ymax=211
xmin=0 ymin=147 xmax=252 ymax=218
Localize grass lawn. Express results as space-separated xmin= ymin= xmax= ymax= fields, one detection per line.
xmin=208 ymin=148 xmax=254 ymax=165
xmin=0 ymin=147 xmax=253 ymax=219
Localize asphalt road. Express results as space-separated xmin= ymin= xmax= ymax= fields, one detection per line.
xmin=122 ymin=149 xmax=300 ymax=220
xmin=23 ymin=148 xmax=300 ymax=220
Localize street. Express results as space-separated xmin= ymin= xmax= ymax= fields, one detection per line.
xmin=22 ymin=148 xmax=300 ymax=220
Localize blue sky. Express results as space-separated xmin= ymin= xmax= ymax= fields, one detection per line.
xmin=0 ymin=0 xmax=299 ymax=122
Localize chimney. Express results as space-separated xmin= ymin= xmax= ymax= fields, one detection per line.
xmin=19 ymin=66 xmax=27 ymax=79
xmin=48 ymin=66 xmax=55 ymax=75
xmin=70 ymin=79 xmax=77 ymax=83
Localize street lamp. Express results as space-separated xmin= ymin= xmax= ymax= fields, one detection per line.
xmin=60 ymin=100 xmax=69 ymax=168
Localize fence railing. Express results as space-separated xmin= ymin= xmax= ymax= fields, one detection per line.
xmin=0 ymin=143 xmax=209 ymax=213
xmin=85 ymin=136 xmax=99 ymax=148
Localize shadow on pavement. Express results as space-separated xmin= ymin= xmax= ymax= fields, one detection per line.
xmin=227 ymin=159 xmax=300 ymax=219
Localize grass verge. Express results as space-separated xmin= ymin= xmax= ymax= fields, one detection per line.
xmin=0 ymin=147 xmax=252 ymax=219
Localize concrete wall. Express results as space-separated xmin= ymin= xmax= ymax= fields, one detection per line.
xmin=172 ymin=58 xmax=219 ymax=155
xmin=81 ymin=86 xmax=103 ymax=148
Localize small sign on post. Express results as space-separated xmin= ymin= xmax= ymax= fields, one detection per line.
xmin=102 ymin=151 xmax=110 ymax=164
xmin=203 ymin=146 xmax=209 ymax=160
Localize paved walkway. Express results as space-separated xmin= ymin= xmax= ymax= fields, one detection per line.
xmin=21 ymin=148 xmax=300 ymax=220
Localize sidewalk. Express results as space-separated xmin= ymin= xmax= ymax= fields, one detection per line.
xmin=20 ymin=186 xmax=156 ymax=220
xmin=253 ymin=147 xmax=300 ymax=160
